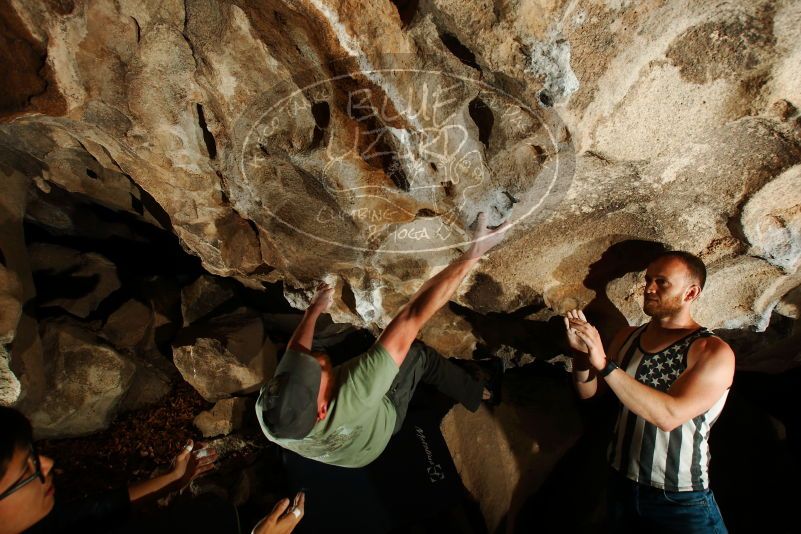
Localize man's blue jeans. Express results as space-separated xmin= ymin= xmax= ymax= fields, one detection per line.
xmin=608 ymin=468 xmax=728 ymax=533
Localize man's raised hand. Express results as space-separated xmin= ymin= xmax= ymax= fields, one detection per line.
xmin=564 ymin=309 xmax=589 ymax=355
xmin=465 ymin=212 xmax=511 ymax=259
xmin=567 ymin=311 xmax=607 ymax=371
xmin=309 ymin=282 xmax=334 ymax=314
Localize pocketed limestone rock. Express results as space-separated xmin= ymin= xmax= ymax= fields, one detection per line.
xmin=0 ymin=0 xmax=799 ymax=349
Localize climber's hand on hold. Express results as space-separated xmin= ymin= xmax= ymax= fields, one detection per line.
xmin=464 ymin=212 xmax=511 ymax=259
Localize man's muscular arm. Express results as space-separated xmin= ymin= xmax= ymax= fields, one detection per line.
xmin=378 ymin=213 xmax=510 ymax=367
xmin=569 ymin=318 xmax=735 ymax=431
xmin=287 ymin=283 xmax=334 ymax=353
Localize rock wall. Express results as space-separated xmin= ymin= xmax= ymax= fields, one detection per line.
xmin=2 ymin=0 xmax=800 ymax=529
xmin=1 ymin=0 xmax=799 ymax=344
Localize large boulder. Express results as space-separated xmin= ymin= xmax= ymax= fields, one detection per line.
xmin=180 ymin=274 xmax=236 ymax=326
xmin=0 ymin=264 xmax=22 ymax=406
xmin=140 ymin=275 xmax=184 ymax=354
xmin=101 ymin=298 xmax=153 ymax=349
xmin=28 ymin=243 xmax=120 ymax=318
xmin=119 ymin=359 xmax=174 ymax=412
xmin=26 ymin=318 xmax=136 ymax=438
xmin=173 ymin=309 xmax=277 ymax=402
xmin=99 ymin=298 xmax=177 ymax=411
xmin=441 ymin=368 xmax=584 ymax=532
xmin=193 ymin=396 xmax=252 ymax=438
xmin=0 ymin=264 xmax=22 ymax=345
xmin=0 ymin=263 xmax=23 ymax=405
xmin=0 ymin=345 xmax=21 ymax=406
xmin=0 ymin=166 xmax=46 ymax=407
xmin=418 ymin=307 xmax=479 ymax=358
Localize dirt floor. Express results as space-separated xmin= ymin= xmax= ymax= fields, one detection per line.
xmin=37 ymin=382 xmax=235 ymax=498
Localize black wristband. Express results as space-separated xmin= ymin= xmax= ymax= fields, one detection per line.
xmin=599 ymin=360 xmax=619 ymax=378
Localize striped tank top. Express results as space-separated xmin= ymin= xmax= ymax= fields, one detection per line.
xmin=608 ymin=325 xmax=728 ymax=491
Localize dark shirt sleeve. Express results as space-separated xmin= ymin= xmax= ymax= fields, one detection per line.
xmin=26 ymin=486 xmax=131 ymax=534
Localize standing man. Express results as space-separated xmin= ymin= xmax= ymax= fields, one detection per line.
xmin=257 ymin=213 xmax=508 ymax=468
xmin=565 ymin=251 xmax=734 ymax=533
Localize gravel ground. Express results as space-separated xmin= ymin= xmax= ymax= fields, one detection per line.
xmin=38 ymin=382 xmax=216 ymax=497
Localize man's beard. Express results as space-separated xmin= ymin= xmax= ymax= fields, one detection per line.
xmin=643 ymin=294 xmax=684 ymax=317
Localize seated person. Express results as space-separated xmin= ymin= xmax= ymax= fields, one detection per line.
xmin=257 ymin=213 xmax=508 ymax=468
xmin=0 ymin=406 xmax=303 ymax=534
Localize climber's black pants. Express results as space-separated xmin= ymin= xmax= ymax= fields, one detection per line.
xmin=385 ymin=341 xmax=483 ymax=435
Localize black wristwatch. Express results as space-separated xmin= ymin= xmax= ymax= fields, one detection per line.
xmin=599 ymin=360 xmax=619 ymax=378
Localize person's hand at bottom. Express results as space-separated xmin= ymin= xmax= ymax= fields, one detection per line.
xmin=252 ymin=492 xmax=305 ymax=534
xmin=171 ymin=439 xmax=218 ymax=490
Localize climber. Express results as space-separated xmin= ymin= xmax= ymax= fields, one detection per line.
xmin=256 ymin=212 xmax=509 ymax=468
xmin=0 ymin=406 xmax=304 ymax=534
xmin=565 ymin=250 xmax=734 ymax=533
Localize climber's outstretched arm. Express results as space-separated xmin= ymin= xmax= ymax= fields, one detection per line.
xmin=287 ymin=283 xmax=334 ymax=353
xmin=377 ymin=213 xmax=510 ymax=367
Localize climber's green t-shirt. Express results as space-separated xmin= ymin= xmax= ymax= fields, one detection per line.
xmin=261 ymin=343 xmax=399 ymax=468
